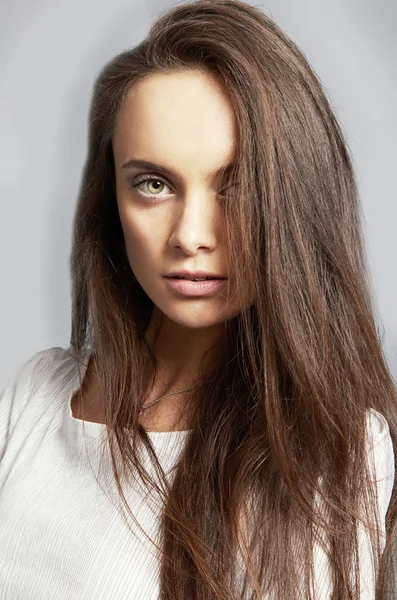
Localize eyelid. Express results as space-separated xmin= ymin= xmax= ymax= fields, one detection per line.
xmin=130 ymin=172 xmax=234 ymax=197
xmin=131 ymin=173 xmax=172 ymax=188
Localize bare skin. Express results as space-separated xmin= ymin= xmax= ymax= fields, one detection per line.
xmin=70 ymin=356 xmax=103 ymax=424
xmin=72 ymin=69 xmax=254 ymax=432
xmin=69 ymin=353 xmax=194 ymax=432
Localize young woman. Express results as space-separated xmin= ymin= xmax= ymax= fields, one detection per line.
xmin=0 ymin=1 xmax=396 ymax=598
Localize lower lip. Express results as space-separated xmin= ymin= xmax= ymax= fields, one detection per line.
xmin=164 ymin=277 xmax=227 ymax=296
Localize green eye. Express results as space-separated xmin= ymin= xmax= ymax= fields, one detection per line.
xmin=130 ymin=176 xmax=172 ymax=202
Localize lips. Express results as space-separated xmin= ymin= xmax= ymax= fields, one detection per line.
xmin=164 ymin=270 xmax=227 ymax=280
xmin=170 ymin=276 xmax=218 ymax=281
xmin=164 ymin=276 xmax=227 ymax=296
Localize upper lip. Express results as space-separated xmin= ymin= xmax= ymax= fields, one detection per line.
xmin=164 ymin=270 xmax=227 ymax=279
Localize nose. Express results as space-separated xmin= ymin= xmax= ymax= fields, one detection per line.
xmin=168 ymin=193 xmax=222 ymax=255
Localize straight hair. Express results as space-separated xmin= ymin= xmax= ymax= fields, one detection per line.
xmin=69 ymin=1 xmax=397 ymax=597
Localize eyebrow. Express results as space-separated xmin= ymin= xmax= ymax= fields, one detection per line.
xmin=121 ymin=158 xmax=237 ymax=183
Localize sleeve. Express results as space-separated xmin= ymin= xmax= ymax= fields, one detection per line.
xmin=356 ymin=408 xmax=395 ymax=598
xmin=0 ymin=349 xmax=50 ymax=458
xmin=312 ymin=408 xmax=395 ymax=599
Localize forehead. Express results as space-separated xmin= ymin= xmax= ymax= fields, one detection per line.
xmin=112 ymin=71 xmax=237 ymax=178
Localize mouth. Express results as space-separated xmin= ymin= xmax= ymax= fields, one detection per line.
xmin=166 ymin=276 xmax=224 ymax=281
xmin=163 ymin=276 xmax=227 ymax=297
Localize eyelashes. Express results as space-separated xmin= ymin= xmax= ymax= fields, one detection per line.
xmin=129 ymin=174 xmax=236 ymax=202
xmin=130 ymin=175 xmax=172 ymax=201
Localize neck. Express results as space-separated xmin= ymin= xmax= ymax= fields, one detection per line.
xmin=144 ymin=306 xmax=226 ymax=387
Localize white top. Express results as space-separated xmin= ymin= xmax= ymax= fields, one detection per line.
xmin=0 ymin=346 xmax=394 ymax=599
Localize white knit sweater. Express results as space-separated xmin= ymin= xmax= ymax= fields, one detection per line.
xmin=0 ymin=346 xmax=394 ymax=599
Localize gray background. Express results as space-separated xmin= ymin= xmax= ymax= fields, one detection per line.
xmin=0 ymin=0 xmax=396 ymax=388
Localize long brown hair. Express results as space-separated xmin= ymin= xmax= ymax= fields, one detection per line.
xmin=69 ymin=0 xmax=397 ymax=597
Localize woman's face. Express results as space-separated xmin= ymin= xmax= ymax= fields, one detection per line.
xmin=112 ymin=70 xmax=253 ymax=332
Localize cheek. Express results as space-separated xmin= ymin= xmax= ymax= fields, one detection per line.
xmin=119 ymin=210 xmax=162 ymax=266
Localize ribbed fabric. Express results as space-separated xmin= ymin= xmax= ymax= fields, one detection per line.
xmin=0 ymin=346 xmax=394 ymax=599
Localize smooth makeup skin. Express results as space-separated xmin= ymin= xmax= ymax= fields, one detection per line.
xmin=112 ymin=70 xmax=254 ymax=428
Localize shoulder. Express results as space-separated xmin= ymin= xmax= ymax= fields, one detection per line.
xmin=1 ymin=346 xmax=73 ymax=399
xmin=0 ymin=346 xmax=84 ymax=444
xmin=1 ymin=347 xmax=60 ymax=399
xmin=365 ymin=408 xmax=392 ymax=443
xmin=365 ymin=408 xmax=394 ymax=466
xmin=364 ymin=408 xmax=395 ymax=514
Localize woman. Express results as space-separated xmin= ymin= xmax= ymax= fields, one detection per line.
xmin=0 ymin=0 xmax=395 ymax=598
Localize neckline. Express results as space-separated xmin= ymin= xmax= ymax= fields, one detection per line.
xmin=67 ymin=346 xmax=193 ymax=438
